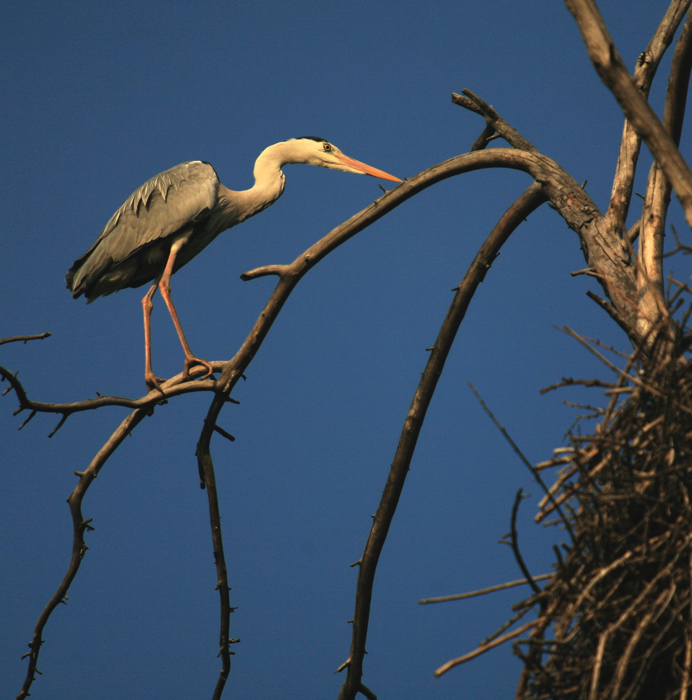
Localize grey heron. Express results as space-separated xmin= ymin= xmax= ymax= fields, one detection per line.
xmin=66 ymin=137 xmax=402 ymax=390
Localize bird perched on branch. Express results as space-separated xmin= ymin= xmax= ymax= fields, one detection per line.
xmin=66 ymin=137 xmax=402 ymax=390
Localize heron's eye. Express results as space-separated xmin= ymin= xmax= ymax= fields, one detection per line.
xmin=323 ymin=142 xmax=332 ymax=152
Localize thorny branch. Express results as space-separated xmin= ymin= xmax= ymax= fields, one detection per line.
xmin=0 ymin=361 xmax=222 ymax=435
xmin=336 ymin=181 xmax=547 ymax=700
xmin=8 ymin=140 xmax=556 ymax=699
xmin=14 ymin=406 xmax=151 ymax=700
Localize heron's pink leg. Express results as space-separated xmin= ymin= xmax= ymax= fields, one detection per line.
xmin=141 ymin=282 xmax=161 ymax=390
xmin=158 ymin=240 xmax=214 ymax=381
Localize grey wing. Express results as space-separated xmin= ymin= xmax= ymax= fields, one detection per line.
xmin=66 ymin=161 xmax=219 ymax=300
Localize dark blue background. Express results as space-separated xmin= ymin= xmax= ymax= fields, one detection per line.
xmin=2 ymin=3 xmax=687 ymax=699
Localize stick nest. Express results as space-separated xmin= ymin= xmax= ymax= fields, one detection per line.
xmin=517 ymin=313 xmax=692 ymax=700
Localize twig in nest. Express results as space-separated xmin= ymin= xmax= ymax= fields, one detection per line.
xmin=434 ymin=620 xmax=539 ymax=677
xmin=419 ymin=573 xmax=553 ymax=604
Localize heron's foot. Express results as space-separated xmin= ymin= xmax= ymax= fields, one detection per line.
xmin=183 ymin=356 xmax=214 ymax=381
xmin=145 ymin=371 xmax=167 ymax=393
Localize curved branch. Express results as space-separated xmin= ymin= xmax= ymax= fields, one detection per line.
xmin=6 ymin=143 xmax=631 ymax=429
xmin=452 ymin=90 xmax=540 ymax=153
xmin=6 ymin=145 xmax=614 ymax=436
xmin=204 ymin=150 xmax=561 ymax=399
xmin=337 ymin=182 xmax=547 ymax=700
xmin=262 ymin=145 xmax=640 ymax=338
xmin=186 ymin=166 xmax=551 ymax=700
xmin=509 ymin=489 xmax=542 ymax=596
xmin=190 ymin=136 xmax=647 ymax=696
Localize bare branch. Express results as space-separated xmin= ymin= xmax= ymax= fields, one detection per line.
xmin=453 ymin=90 xmax=671 ymax=339
xmin=566 ymin=0 xmax=692 ymax=227
xmin=337 ymin=182 xmax=547 ymax=700
xmin=469 ymin=383 xmax=575 ymax=540
xmin=584 ymin=290 xmax=631 ymax=334
xmin=13 ymin=150 xmax=554 ymax=699
xmin=16 ymin=406 xmax=150 ymax=699
xmin=452 ymin=90 xmax=539 ymax=153
xmin=0 ymin=332 xmax=51 ymax=346
xmin=509 ymin=489 xmax=543 ymax=595
xmin=639 ymin=11 xmax=692 ymax=336
xmin=240 ymin=263 xmax=291 ymax=280
xmin=0 ymin=362 xmax=223 ymax=433
xmin=196 ymin=422 xmax=233 ymax=700
xmin=202 ymin=144 xmax=621 ymax=401
xmin=662 ymin=10 xmax=692 ymax=149
xmin=605 ymin=0 xmax=691 ymax=233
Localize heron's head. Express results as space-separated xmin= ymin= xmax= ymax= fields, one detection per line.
xmin=288 ymin=136 xmax=402 ymax=183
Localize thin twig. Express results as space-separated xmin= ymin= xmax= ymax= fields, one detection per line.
xmin=419 ymin=573 xmax=553 ymax=604
xmin=434 ymin=620 xmax=539 ymax=677
xmin=0 ymin=332 xmax=52 ymax=346
xmin=468 ymin=382 xmax=575 ymax=541
xmin=510 ymin=489 xmax=542 ymax=595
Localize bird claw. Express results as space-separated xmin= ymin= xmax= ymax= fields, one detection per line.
xmin=145 ymin=373 xmax=167 ymax=394
xmin=183 ymin=356 xmax=214 ymax=381
xmin=143 ymin=357 xmax=212 ymax=393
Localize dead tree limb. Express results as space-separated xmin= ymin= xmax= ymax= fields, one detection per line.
xmin=639 ymin=10 xmax=692 ymax=338
xmin=336 ymin=182 xmax=547 ymax=700
xmin=11 ymin=154 xmax=546 ymax=700
xmin=566 ymin=0 xmax=692 ymax=228
xmin=16 ymin=407 xmax=150 ymax=700
xmin=604 ymin=0 xmax=691 ymax=236
xmin=0 ymin=332 xmax=51 ymax=346
xmin=0 ymin=362 xmax=223 ymax=435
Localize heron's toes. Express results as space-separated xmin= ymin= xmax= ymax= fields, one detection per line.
xmin=145 ymin=372 xmax=167 ymax=394
xmin=183 ymin=356 xmax=214 ymax=381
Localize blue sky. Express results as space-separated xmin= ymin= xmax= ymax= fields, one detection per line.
xmin=2 ymin=2 xmax=689 ymax=699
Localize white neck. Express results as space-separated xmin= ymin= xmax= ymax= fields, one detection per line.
xmin=218 ymin=141 xmax=302 ymax=226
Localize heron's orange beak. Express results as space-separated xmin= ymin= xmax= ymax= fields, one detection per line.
xmin=336 ymin=154 xmax=403 ymax=183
